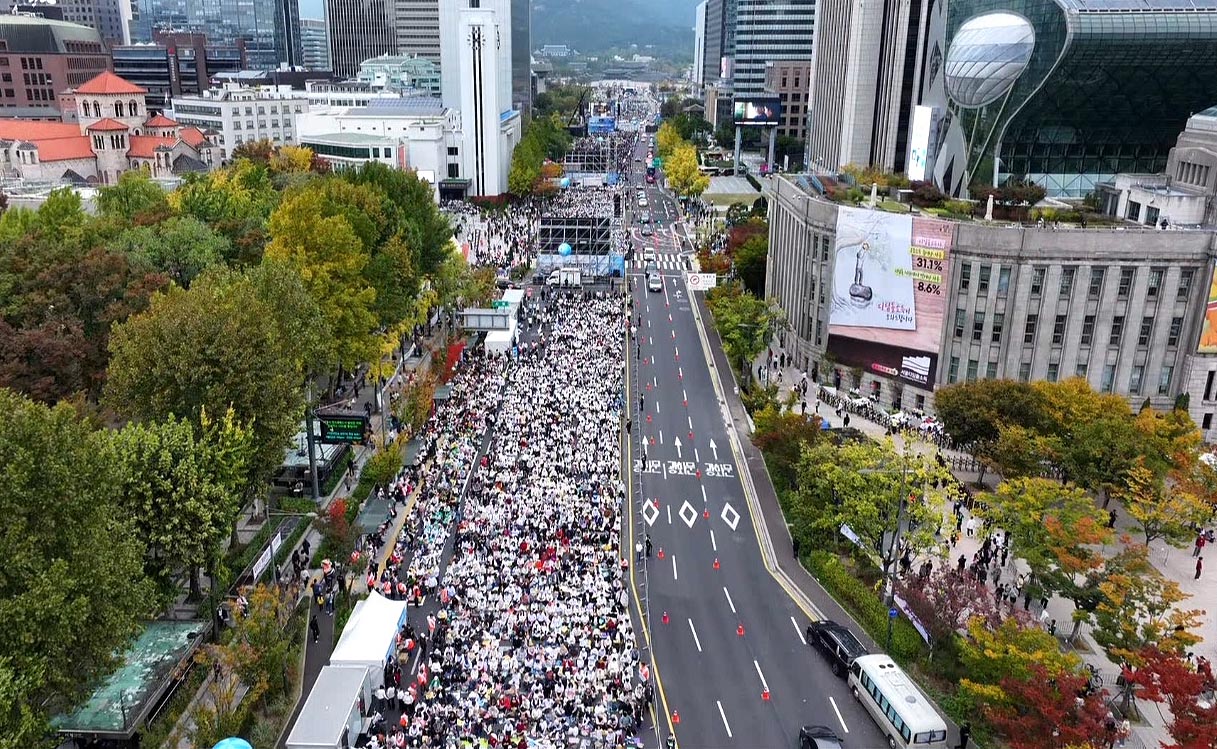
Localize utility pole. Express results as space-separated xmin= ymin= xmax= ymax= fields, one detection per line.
xmin=305 ymin=382 xmax=320 ymax=501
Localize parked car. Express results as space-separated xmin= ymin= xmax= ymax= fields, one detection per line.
xmin=806 ymin=619 xmax=869 ymax=677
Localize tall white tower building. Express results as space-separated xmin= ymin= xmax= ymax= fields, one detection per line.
xmin=439 ymin=0 xmax=519 ymax=196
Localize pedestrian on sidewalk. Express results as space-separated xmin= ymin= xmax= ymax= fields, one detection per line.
xmin=310 ymin=615 xmax=320 ymax=643
xmin=645 ymin=534 xmax=653 ymax=557
xmin=1195 ymin=532 xmax=1207 ymax=557
xmin=793 ymin=536 xmax=801 ymax=559
xmin=1108 ymin=509 xmax=1118 ymax=529
xmin=957 ymin=721 xmax=971 ymax=749
xmin=1197 ymin=556 xmax=1204 ymax=580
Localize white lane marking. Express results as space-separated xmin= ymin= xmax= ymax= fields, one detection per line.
xmin=682 ymin=388 xmax=687 ymax=402
xmin=700 ymin=485 xmax=708 ymax=503
xmin=688 ymin=618 xmax=703 ymax=652
xmin=716 ymin=701 xmax=733 ymax=738
xmin=792 ymin=617 xmax=806 ymax=645
xmin=649 ymin=337 xmax=653 ymax=345
xmin=678 ymin=366 xmax=683 ymax=378
xmin=653 ymin=375 xmax=658 ymax=388
xmin=694 ymin=448 xmax=700 ymax=462
xmin=687 ymin=415 xmax=693 ymax=429
xmin=674 ymin=345 xmax=679 ymax=358
xmin=672 ymin=554 xmax=678 ymax=580
xmin=724 ymin=587 xmax=736 ymax=614
xmin=666 ymin=505 xmax=672 ymax=525
xmin=830 ymin=696 xmax=849 ymax=734
xmin=656 ymin=400 xmax=660 ymax=414
xmin=754 ymin=660 xmax=770 ymax=694
xmin=710 ymin=529 xmax=717 ymax=551
xmin=659 ymin=430 xmax=663 ymax=445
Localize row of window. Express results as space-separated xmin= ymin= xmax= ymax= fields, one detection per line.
xmin=956 ymin=310 xmax=1184 ymax=348
xmin=960 ymin=264 xmax=1193 ymax=301
xmin=948 ymin=356 xmax=1175 ymax=395
xmin=856 ymin=670 xmax=914 ymax=745
xmin=1176 ymin=159 xmax=1212 ymax=188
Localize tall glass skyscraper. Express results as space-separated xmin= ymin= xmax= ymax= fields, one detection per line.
xmin=731 ymin=0 xmax=814 ymax=98
xmin=130 ymin=0 xmax=302 ymax=71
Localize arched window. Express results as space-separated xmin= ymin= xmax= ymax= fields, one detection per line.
xmin=81 ymin=101 xmax=90 ymax=117
xmin=129 ymin=99 xmax=138 ymax=117
xmin=114 ymin=101 xmax=124 ymax=117
xmin=93 ymin=101 xmax=101 ymax=119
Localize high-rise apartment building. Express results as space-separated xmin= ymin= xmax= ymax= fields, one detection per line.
xmin=731 ymin=0 xmax=814 ymax=98
xmin=805 ymin=0 xmax=926 ymax=173
xmin=301 ymin=18 xmax=330 ymax=71
xmin=130 ymin=0 xmax=301 ymax=71
xmin=326 ymin=0 xmax=397 ymax=78
xmin=393 ymin=0 xmax=440 ymax=65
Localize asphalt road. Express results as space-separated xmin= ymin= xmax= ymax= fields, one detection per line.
xmin=623 ymin=138 xmax=889 ymax=749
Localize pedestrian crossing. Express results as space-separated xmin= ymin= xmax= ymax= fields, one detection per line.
xmin=631 ymin=252 xmax=687 ymax=271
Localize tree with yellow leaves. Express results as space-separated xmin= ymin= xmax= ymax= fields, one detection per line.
xmin=1089 ymin=543 xmax=1203 ymax=662
xmin=656 ymin=121 xmax=683 ymax=160
xmin=1118 ymin=461 xmax=1211 ymax=547
xmin=665 ymin=144 xmax=710 ymax=200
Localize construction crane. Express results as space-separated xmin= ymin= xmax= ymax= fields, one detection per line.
xmin=567 ymin=86 xmax=589 ymax=132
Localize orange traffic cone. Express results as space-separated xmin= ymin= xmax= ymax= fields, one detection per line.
xmin=662 ymin=611 xmax=670 ymax=625
xmin=688 ymin=431 xmax=694 ymax=440
xmin=737 ymin=623 xmax=745 ymax=637
xmin=672 ymin=710 xmax=680 ymax=725
xmin=657 ymin=547 xmax=665 ymax=560
xmin=713 ymin=558 xmax=720 ymax=570
xmin=762 ymin=689 xmax=771 ymax=701
xmin=703 ymin=508 xmax=710 ymax=519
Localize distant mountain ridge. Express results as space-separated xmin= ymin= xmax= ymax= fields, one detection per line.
xmin=531 ymin=0 xmax=698 ymax=55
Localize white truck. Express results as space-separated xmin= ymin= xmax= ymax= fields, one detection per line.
xmin=546 ymin=267 xmax=583 ymax=287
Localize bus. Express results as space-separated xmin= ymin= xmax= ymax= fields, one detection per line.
xmin=848 ymin=655 xmax=949 ymax=749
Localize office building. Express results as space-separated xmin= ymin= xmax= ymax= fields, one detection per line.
xmin=0 ymin=15 xmax=110 ymax=119
xmin=0 ymin=70 xmax=214 ymax=184
xmin=763 ymin=174 xmax=1217 ymax=435
xmin=213 ymin=69 xmax=335 ymax=90
xmin=439 ymin=0 xmax=520 ymax=196
xmin=393 ymin=0 xmax=441 ymax=65
xmin=358 ymin=54 xmax=440 ymax=98
xmin=325 ymin=0 xmax=397 ymax=78
xmin=805 ymin=0 xmax=926 ymax=173
xmin=295 ymin=97 xmax=463 ymax=200
xmin=916 ymin=0 xmax=1217 ymax=198
xmin=169 ymin=82 xmax=310 ymax=160
xmin=731 ymin=0 xmax=814 ymax=98
xmin=305 ymin=79 xmax=415 ymax=108
xmin=692 ymin=1 xmax=706 ymax=88
xmin=5 ymin=2 xmax=65 ymax=20
xmin=509 ymin=0 xmax=529 ymax=117
xmin=763 ymin=60 xmax=809 ymax=141
xmin=700 ymin=0 xmax=734 ymax=88
xmin=130 ymin=0 xmax=302 ymax=71
xmin=2 ymin=0 xmax=134 ymax=46
xmin=112 ymin=32 xmax=246 ymax=112
xmin=301 ymin=18 xmax=330 ymax=71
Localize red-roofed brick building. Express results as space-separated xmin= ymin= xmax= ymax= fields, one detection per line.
xmin=0 ymin=70 xmax=216 ymax=184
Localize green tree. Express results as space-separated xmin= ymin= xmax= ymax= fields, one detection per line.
xmin=791 ymin=439 xmax=950 ymax=560
xmin=509 ymin=136 xmax=544 ymax=196
xmin=264 ymin=187 xmax=378 ymax=370
xmin=0 ymin=389 xmax=151 ymax=743
xmin=978 ymin=477 xmax=1112 ymax=600
xmin=705 ymin=281 xmax=785 ymax=379
xmin=958 ymin=617 xmax=1081 ymax=706
xmin=344 ymin=162 xmax=452 ymax=278
xmin=0 ymin=205 xmax=37 ymax=245
xmin=1118 ymin=462 xmax=1211 ymax=547
xmin=246 ymin=261 xmax=330 ymax=378
xmin=105 ymin=271 xmax=303 ymax=497
xmin=169 ymin=160 xmax=279 ymax=265
xmin=1089 ymin=543 xmax=1204 ymax=661
xmin=35 ymin=187 xmax=87 ymax=242
xmin=96 ymin=169 xmax=168 ymax=222
xmin=751 ymin=402 xmax=822 ymax=493
xmin=109 ymin=216 xmax=230 ymax=288
xmin=112 ymin=410 xmax=253 ymax=599
xmin=734 ymin=232 xmax=768 ymax=296
xmin=665 ymin=143 xmax=710 ymax=199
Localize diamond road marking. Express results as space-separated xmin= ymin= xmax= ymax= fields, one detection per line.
xmin=721 ymin=503 xmax=741 ymax=532
xmin=641 ymin=500 xmax=659 ymax=527
xmin=679 ymin=501 xmax=698 ymax=529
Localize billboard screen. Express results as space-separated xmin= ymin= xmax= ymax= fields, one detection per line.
xmin=907 ymin=106 xmax=933 ymax=182
xmin=826 ymin=207 xmax=954 ymax=388
xmin=1199 ymin=265 xmax=1217 ymax=352
xmin=733 ymin=97 xmax=781 ymax=126
xmin=588 ymin=116 xmax=617 ymax=134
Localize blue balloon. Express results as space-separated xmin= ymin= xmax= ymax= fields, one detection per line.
xmin=213 ymin=740 xmax=252 ymax=749
xmin=558 ymin=243 xmax=572 ymax=256
xmin=559 ymin=177 xmax=571 ymax=188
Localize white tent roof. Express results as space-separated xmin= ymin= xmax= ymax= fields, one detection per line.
xmin=285 ymin=666 xmax=366 ymax=748
xmin=330 ymin=592 xmax=407 ymax=667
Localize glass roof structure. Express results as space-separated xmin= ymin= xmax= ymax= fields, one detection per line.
xmin=944 ymin=0 xmax=1217 ymax=196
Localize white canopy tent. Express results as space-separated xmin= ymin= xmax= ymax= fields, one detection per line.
xmin=329 ymin=592 xmax=407 ymax=688
xmin=285 ymin=666 xmax=368 ymax=749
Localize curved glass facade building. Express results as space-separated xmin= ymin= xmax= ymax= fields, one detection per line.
xmin=920 ymin=0 xmax=1217 ymax=197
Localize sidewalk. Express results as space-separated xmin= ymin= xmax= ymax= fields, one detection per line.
xmin=754 ymin=346 xmax=1216 ymax=749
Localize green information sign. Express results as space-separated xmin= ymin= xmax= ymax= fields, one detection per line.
xmin=652 ymin=157 xmax=661 ymax=168
xmin=318 ymin=414 xmax=368 ymax=444
xmin=491 ymin=300 xmax=510 ymax=309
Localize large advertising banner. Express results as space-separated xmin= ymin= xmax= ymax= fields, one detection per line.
xmin=733 ymin=97 xmax=782 ymax=126
xmin=1199 ymin=266 xmax=1217 ymax=352
xmin=827 ymin=207 xmax=953 ymax=388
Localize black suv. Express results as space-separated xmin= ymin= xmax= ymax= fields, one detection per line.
xmin=799 ymin=725 xmax=846 ymax=749
xmin=806 ymin=619 xmax=868 ymax=677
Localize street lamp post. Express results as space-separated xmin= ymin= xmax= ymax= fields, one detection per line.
xmin=858 ymin=455 xmax=912 ymax=650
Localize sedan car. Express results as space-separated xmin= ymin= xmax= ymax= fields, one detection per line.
xmin=641 ymin=226 xmax=653 ymax=236
xmin=646 ymin=274 xmax=663 ymax=292
xmin=799 ymin=725 xmax=845 ymax=749
xmin=642 ymin=248 xmax=657 ymax=262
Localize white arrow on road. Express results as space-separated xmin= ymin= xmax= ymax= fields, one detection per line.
xmin=674 ymin=435 xmax=682 ymax=458
xmin=709 ymin=438 xmax=718 ymax=461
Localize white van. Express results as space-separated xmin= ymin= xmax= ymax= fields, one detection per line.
xmin=848 ymin=655 xmax=949 ymax=749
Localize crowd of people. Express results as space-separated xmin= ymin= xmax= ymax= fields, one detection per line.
xmin=445 ymin=200 xmax=543 ymax=274
xmin=545 ymin=185 xmax=625 ymax=219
